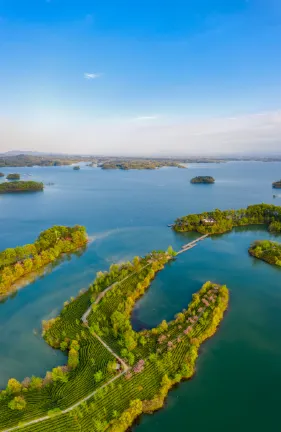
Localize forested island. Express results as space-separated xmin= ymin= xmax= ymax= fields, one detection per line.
xmin=0 ymin=225 xmax=87 ymax=296
xmin=73 ymin=166 xmax=80 ymax=170
xmin=173 ymin=204 xmax=281 ymax=235
xmin=0 ymin=181 xmax=44 ymax=194
xmin=272 ymin=180 xmax=281 ymax=189
xmin=0 ymin=173 xmax=4 ymax=177
xmin=0 ymin=154 xmax=90 ymax=168
xmin=0 ymin=247 xmax=228 ymax=432
xmin=249 ymin=240 xmax=281 ymax=267
xmin=99 ymin=159 xmax=186 ymax=170
xmin=190 ymin=176 xmax=215 ymax=184
xmin=6 ymin=173 xmax=20 ymax=180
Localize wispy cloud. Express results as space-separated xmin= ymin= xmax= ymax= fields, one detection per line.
xmin=84 ymin=73 xmax=101 ymax=80
xmin=133 ymin=115 xmax=158 ymax=121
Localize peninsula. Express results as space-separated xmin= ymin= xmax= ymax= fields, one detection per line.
xmin=249 ymin=240 xmax=281 ymax=267
xmin=173 ymin=204 xmax=281 ymax=235
xmin=0 ymin=181 xmax=44 ymax=194
xmin=272 ymin=180 xmax=281 ymax=189
xmin=190 ymin=176 xmax=215 ymax=184
xmin=0 ymin=225 xmax=87 ymax=296
xmin=0 ymin=249 xmax=228 ymax=432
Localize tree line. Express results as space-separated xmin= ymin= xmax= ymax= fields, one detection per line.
xmin=0 ymin=225 xmax=87 ymax=295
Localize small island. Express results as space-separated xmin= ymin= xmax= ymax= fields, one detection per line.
xmin=173 ymin=204 xmax=281 ymax=235
xmin=272 ymin=180 xmax=281 ymax=189
xmin=0 ymin=225 xmax=88 ymax=296
xmin=0 ymin=247 xmax=228 ymax=432
xmin=249 ymin=240 xmax=281 ymax=267
xmin=190 ymin=176 xmax=215 ymax=184
xmin=73 ymin=165 xmax=80 ymax=170
xmin=0 ymin=181 xmax=44 ymax=194
xmin=0 ymin=173 xmax=4 ymax=177
xmin=6 ymin=173 xmax=20 ymax=180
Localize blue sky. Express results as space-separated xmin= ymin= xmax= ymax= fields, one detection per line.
xmin=0 ymin=0 xmax=280 ymax=155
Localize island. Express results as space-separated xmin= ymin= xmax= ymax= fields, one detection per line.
xmin=190 ymin=176 xmax=215 ymax=184
xmin=249 ymin=240 xmax=281 ymax=267
xmin=73 ymin=165 xmax=80 ymax=170
xmin=173 ymin=204 xmax=281 ymax=235
xmin=0 ymin=173 xmax=4 ymax=177
xmin=0 ymin=247 xmax=228 ymax=432
xmin=0 ymin=181 xmax=44 ymax=194
xmin=99 ymin=159 xmax=186 ymax=170
xmin=6 ymin=173 xmax=20 ymax=180
xmin=0 ymin=225 xmax=87 ymax=296
xmin=272 ymin=180 xmax=281 ymax=189
xmin=0 ymin=154 xmax=92 ymax=168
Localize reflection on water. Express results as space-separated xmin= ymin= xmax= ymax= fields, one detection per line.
xmin=0 ymin=246 xmax=87 ymax=303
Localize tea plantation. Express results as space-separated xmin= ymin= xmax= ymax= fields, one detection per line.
xmin=0 ymin=250 xmax=229 ymax=432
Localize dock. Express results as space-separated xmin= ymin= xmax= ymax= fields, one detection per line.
xmin=177 ymin=234 xmax=208 ymax=255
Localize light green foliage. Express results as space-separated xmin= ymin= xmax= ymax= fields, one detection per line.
xmin=0 ymin=225 xmax=87 ymax=295
xmin=249 ymin=240 xmax=281 ymax=267
xmin=0 ymin=252 xmax=229 ymax=432
xmin=174 ymin=204 xmax=281 ymax=235
xmin=8 ymin=396 xmax=26 ymax=411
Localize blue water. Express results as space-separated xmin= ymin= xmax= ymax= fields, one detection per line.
xmin=0 ymin=162 xmax=280 ymax=431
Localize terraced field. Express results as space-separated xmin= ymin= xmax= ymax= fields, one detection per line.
xmin=0 ymin=250 xmax=229 ymax=432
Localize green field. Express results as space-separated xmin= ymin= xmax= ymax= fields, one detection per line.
xmin=0 ymin=250 xmax=229 ymax=432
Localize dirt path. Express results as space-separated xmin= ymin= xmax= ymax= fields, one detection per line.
xmin=2 ymin=370 xmax=128 ymax=432
xmin=2 ymin=260 xmax=159 ymax=432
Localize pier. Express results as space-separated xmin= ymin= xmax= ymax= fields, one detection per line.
xmin=177 ymin=234 xmax=208 ymax=255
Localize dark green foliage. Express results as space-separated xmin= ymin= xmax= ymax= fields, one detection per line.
xmin=6 ymin=173 xmax=20 ymax=180
xmin=249 ymin=240 xmax=281 ymax=267
xmin=174 ymin=204 xmax=281 ymax=235
xmin=73 ymin=166 xmax=80 ymax=170
xmin=0 ymin=181 xmax=43 ymax=193
xmin=190 ymin=176 xmax=215 ymax=184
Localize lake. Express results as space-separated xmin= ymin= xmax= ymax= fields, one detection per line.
xmin=0 ymin=162 xmax=280 ymax=432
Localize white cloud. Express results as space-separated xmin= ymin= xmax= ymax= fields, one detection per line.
xmin=84 ymin=73 xmax=101 ymax=80
xmin=133 ymin=115 xmax=158 ymax=121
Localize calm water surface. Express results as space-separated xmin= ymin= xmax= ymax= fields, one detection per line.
xmin=0 ymin=162 xmax=280 ymax=431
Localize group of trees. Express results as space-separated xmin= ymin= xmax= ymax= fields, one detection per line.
xmin=6 ymin=173 xmax=20 ymax=180
xmin=0 ymin=181 xmax=44 ymax=194
xmin=0 ymin=154 xmax=89 ymax=167
xmin=174 ymin=204 xmax=281 ymax=234
xmin=0 ymin=225 xmax=87 ymax=295
xmin=100 ymin=159 xmax=186 ymax=170
xmin=88 ymin=251 xmax=172 ymax=360
xmin=249 ymin=240 xmax=281 ymax=267
xmin=190 ymin=176 xmax=215 ymax=184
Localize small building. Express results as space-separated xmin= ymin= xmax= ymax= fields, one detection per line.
xmin=201 ymin=218 xmax=216 ymax=225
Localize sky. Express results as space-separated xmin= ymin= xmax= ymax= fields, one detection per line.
xmin=0 ymin=0 xmax=280 ymax=156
